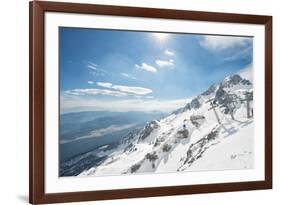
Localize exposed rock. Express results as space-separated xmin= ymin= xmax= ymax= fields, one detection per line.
xmin=153 ymin=136 xmax=166 ymax=147
xmin=138 ymin=120 xmax=160 ymax=141
xmin=241 ymin=79 xmax=252 ymax=86
xmin=190 ymin=115 xmax=205 ymax=127
xmin=206 ymin=128 xmax=219 ymax=141
xmin=201 ymin=84 xmax=217 ymax=96
xmin=145 ymin=152 xmax=158 ymax=162
xmin=214 ymin=85 xmax=226 ymax=103
xmin=190 ymin=97 xmax=201 ymax=109
xmin=177 ymin=129 xmax=189 ymax=139
xmin=181 ymin=127 xmax=220 ymax=167
xmin=172 ymin=97 xmax=201 ymax=115
xmin=222 ymin=74 xmax=252 ymax=88
xmin=130 ymin=163 xmax=141 ymax=173
xmin=162 ymin=144 xmax=172 ymax=152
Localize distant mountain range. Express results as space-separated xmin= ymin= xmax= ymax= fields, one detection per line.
xmin=60 ymin=111 xmax=166 ymax=163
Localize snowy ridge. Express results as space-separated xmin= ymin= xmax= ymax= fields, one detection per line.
xmin=61 ymin=73 xmax=254 ymax=177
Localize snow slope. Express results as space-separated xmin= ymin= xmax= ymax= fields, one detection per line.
xmin=77 ymin=73 xmax=254 ymax=177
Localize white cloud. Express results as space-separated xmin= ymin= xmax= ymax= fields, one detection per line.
xmin=121 ymin=73 xmax=137 ymax=80
xmin=96 ymin=82 xmax=112 ymax=88
xmin=64 ymin=83 xmax=152 ymax=98
xmin=200 ymin=36 xmax=251 ymax=51
xmin=87 ymin=81 xmax=94 ymax=84
xmin=135 ymin=63 xmax=157 ymax=73
xmin=60 ymin=96 xmax=191 ymax=114
xmin=64 ymin=88 xmax=127 ymax=97
xmin=145 ymin=96 xmax=154 ymax=99
xmin=165 ymin=49 xmax=175 ymax=56
xmin=112 ymin=85 xmax=152 ymax=95
xmin=155 ymin=59 xmax=174 ymax=68
xmin=96 ymin=82 xmax=152 ymax=95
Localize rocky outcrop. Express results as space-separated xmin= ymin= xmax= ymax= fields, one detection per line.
xmin=138 ymin=120 xmax=160 ymax=141
xmin=201 ymin=84 xmax=217 ymax=96
xmin=222 ymin=74 xmax=251 ymax=89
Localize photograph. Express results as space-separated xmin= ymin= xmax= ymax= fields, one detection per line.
xmin=29 ymin=2 xmax=272 ymax=203
xmin=59 ymin=27 xmax=254 ymax=177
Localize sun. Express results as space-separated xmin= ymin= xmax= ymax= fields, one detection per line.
xmin=153 ymin=33 xmax=169 ymax=42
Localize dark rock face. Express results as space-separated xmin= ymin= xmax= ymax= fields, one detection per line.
xmin=201 ymin=84 xmax=217 ymax=96
xmin=162 ymin=144 xmax=172 ymax=152
xmin=190 ymin=97 xmax=201 ymax=109
xmin=177 ymin=129 xmax=189 ymax=139
xmin=138 ymin=120 xmax=159 ymax=141
xmin=190 ymin=115 xmax=205 ymax=121
xmin=130 ymin=163 xmax=141 ymax=173
xmin=206 ymin=129 xmax=219 ymax=141
xmin=214 ymin=85 xmax=226 ymax=103
xmin=145 ymin=152 xmax=158 ymax=161
xmin=184 ymin=103 xmax=191 ymax=111
xmin=229 ymin=74 xmax=242 ymax=84
xmin=241 ymin=79 xmax=252 ymax=86
xmin=172 ymin=97 xmax=201 ymax=115
xmin=121 ymin=128 xmax=140 ymax=145
xmin=222 ymin=74 xmax=242 ymax=88
xmin=222 ymin=74 xmax=252 ymax=88
xmin=182 ymin=127 xmax=220 ymax=167
xmin=190 ymin=115 xmax=205 ymax=127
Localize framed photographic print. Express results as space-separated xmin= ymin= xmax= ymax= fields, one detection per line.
xmin=29 ymin=1 xmax=272 ymax=204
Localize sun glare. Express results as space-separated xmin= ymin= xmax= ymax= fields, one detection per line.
xmin=153 ymin=33 xmax=169 ymax=42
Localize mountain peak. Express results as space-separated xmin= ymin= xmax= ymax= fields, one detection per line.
xmin=221 ymin=74 xmax=251 ymax=89
xmin=173 ymin=74 xmax=252 ymax=116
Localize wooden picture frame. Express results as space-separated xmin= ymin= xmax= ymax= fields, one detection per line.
xmin=29 ymin=1 xmax=272 ymax=204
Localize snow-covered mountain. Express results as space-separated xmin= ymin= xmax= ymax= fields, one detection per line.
xmin=60 ymin=73 xmax=254 ymax=177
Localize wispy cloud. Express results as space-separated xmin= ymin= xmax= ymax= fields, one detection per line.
xmin=64 ymin=88 xmax=127 ymax=97
xmin=60 ymin=96 xmax=190 ymax=114
xmin=121 ymin=73 xmax=137 ymax=80
xmin=155 ymin=59 xmax=174 ymax=68
xmin=223 ymin=46 xmax=252 ymax=62
xmin=112 ymin=85 xmax=152 ymax=95
xmin=87 ymin=62 xmax=98 ymax=70
xmin=200 ymin=36 xmax=251 ymax=51
xmin=135 ymin=63 xmax=157 ymax=73
xmin=87 ymin=81 xmax=94 ymax=85
xmin=96 ymin=82 xmax=152 ymax=95
xmin=165 ymin=49 xmax=175 ymax=56
xmin=65 ymin=83 xmax=152 ymax=98
xmin=86 ymin=61 xmax=108 ymax=76
xmin=96 ymin=82 xmax=113 ymax=88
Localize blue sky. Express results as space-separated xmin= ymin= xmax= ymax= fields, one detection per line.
xmin=59 ymin=27 xmax=253 ymax=113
